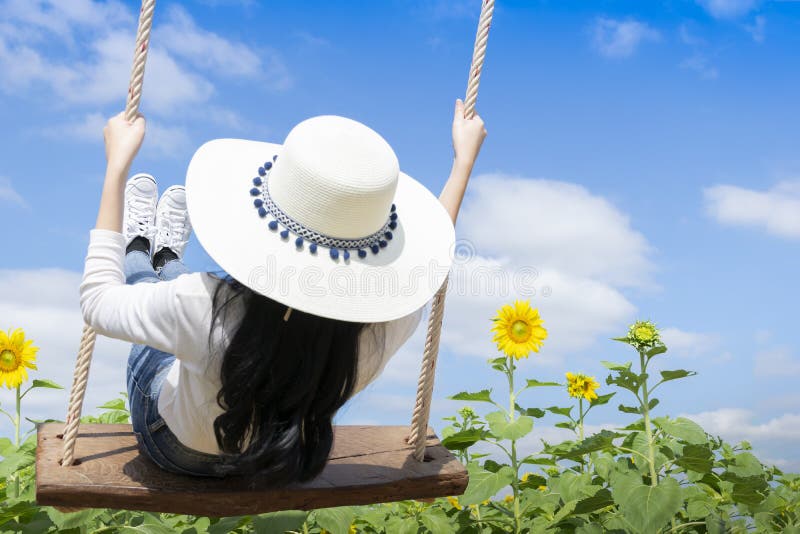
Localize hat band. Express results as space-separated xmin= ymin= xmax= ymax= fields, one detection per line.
xmin=249 ymin=155 xmax=399 ymax=261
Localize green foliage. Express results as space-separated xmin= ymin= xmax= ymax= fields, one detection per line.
xmin=2 ymin=319 xmax=799 ymax=533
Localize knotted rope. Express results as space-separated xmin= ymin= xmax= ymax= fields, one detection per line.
xmin=408 ymin=0 xmax=495 ymax=462
xmin=61 ymin=0 xmax=156 ymax=467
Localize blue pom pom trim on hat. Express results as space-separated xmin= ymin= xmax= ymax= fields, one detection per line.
xmin=248 ymin=154 xmax=398 ymax=262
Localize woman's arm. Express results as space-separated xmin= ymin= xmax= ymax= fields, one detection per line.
xmin=439 ymin=98 xmax=487 ymax=224
xmin=95 ymin=112 xmax=146 ymax=232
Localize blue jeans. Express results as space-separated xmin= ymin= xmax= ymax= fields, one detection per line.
xmin=125 ymin=251 xmax=235 ymax=477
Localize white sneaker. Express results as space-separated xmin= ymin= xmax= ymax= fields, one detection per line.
xmin=123 ymin=173 xmax=158 ymax=250
xmin=154 ymin=185 xmax=192 ymax=259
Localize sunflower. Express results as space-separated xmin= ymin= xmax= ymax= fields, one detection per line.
xmin=566 ymin=372 xmax=600 ymax=402
xmin=491 ymin=300 xmax=547 ymax=359
xmin=0 ymin=328 xmax=38 ymax=389
xmin=447 ymin=496 xmax=462 ymax=510
xmin=627 ymin=320 xmax=661 ymax=351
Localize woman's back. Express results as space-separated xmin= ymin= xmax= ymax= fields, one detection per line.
xmin=81 ymin=249 xmax=422 ymax=459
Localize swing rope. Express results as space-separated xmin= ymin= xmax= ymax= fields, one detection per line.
xmin=61 ymin=0 xmax=494 ymax=468
xmin=61 ymin=0 xmax=156 ymax=467
xmin=408 ymin=0 xmax=495 ymax=462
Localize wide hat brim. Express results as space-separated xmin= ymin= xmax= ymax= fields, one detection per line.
xmin=186 ymin=138 xmax=455 ymax=323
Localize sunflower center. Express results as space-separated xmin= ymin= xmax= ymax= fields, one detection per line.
xmin=509 ymin=320 xmax=531 ymax=343
xmin=634 ymin=326 xmax=654 ymax=342
xmin=0 ymin=349 xmax=18 ymax=371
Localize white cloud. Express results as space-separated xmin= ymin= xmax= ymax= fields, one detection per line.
xmin=48 ymin=113 xmax=192 ymax=158
xmin=704 ymin=181 xmax=800 ymax=239
xmin=437 ymin=174 xmax=650 ymax=361
xmin=746 ymin=15 xmax=767 ymax=42
xmin=157 ymin=5 xmax=290 ymax=90
xmin=661 ymin=327 xmax=721 ymax=356
xmin=592 ymin=18 xmax=661 ymax=59
xmin=0 ymin=177 xmax=26 ymax=207
xmin=754 ymin=346 xmax=800 ymax=376
xmin=696 ymin=0 xmax=761 ymax=19
xmin=685 ymin=408 xmax=800 ymax=441
xmin=0 ymin=269 xmax=131 ymax=437
xmin=459 ymin=175 xmax=653 ymax=288
xmin=0 ymin=0 xmax=289 ymax=116
xmin=0 ymin=0 xmax=132 ymax=41
xmin=680 ymin=55 xmax=720 ymax=80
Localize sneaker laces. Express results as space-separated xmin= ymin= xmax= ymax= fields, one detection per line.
xmin=158 ymin=207 xmax=190 ymax=251
xmin=126 ymin=194 xmax=156 ymax=240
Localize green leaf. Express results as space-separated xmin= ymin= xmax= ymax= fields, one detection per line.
xmin=119 ymin=526 xmax=177 ymax=534
xmin=549 ymin=499 xmax=578 ymax=526
xmin=659 ymin=369 xmax=697 ymax=383
xmin=728 ymin=452 xmax=765 ymax=478
xmin=252 ymin=511 xmax=308 ymax=533
xmin=612 ymin=474 xmax=682 ymax=533
xmin=0 ymin=448 xmax=35 ymax=477
xmin=485 ymin=411 xmax=534 ymax=440
xmin=573 ymin=488 xmax=614 ymax=514
xmin=611 ymin=337 xmax=631 ymax=344
xmin=601 ymin=360 xmax=631 ymax=370
xmin=646 ymin=345 xmax=668 ymax=358
xmin=29 ymin=379 xmax=64 ymax=390
xmin=549 ymin=430 xmax=622 ymax=460
xmin=590 ymin=392 xmax=615 ymax=406
xmin=441 ymin=428 xmax=485 ymax=451
xmin=419 ymin=508 xmax=452 ymax=533
xmin=515 ymin=404 xmax=546 ymax=418
xmin=685 ymin=489 xmax=716 ymax=520
xmin=576 ymin=524 xmax=605 ymax=534
xmin=483 ymin=459 xmax=509 ymax=473
xmin=314 ymin=507 xmax=356 ymax=534
xmin=618 ymin=404 xmax=640 ymax=414
xmin=555 ymin=421 xmax=576 ymax=430
xmin=521 ymin=456 xmax=556 ymax=466
xmin=97 ymin=398 xmax=127 ymax=410
xmin=460 ymin=464 xmax=515 ymax=505
xmin=552 ymin=472 xmax=600 ymax=502
xmin=448 ymin=389 xmax=494 ymax=403
xmin=525 ymin=379 xmax=561 ymax=388
xmin=546 ymin=406 xmax=573 ymax=418
xmin=0 ymin=437 xmax=14 ymax=457
xmin=394 ymin=517 xmax=421 ymax=534
xmin=208 ymin=516 xmax=249 ymax=534
xmin=45 ymin=508 xmax=104 ymax=531
xmin=675 ymin=444 xmax=714 ymax=474
xmin=653 ymin=417 xmax=707 ymax=445
xmin=721 ymin=473 xmax=769 ymax=505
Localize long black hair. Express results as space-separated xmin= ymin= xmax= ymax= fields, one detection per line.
xmin=207 ymin=273 xmax=366 ymax=483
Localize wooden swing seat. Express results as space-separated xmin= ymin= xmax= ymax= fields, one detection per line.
xmin=35 ymin=423 xmax=468 ymax=516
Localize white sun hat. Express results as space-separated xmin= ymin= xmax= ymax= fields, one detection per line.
xmin=185 ymin=115 xmax=455 ymax=323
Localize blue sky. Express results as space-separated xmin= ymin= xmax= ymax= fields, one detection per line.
xmin=1 ymin=0 xmax=799 ymax=469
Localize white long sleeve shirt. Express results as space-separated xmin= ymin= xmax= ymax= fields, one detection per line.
xmin=79 ymin=229 xmax=423 ymax=454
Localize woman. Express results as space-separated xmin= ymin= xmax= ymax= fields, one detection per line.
xmin=80 ymin=99 xmax=486 ymax=482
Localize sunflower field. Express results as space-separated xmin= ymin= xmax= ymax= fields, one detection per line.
xmin=1 ymin=305 xmax=799 ymax=533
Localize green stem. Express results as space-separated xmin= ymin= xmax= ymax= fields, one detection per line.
xmin=578 ymin=398 xmax=585 ymax=473
xmin=666 ymin=521 xmax=707 ymax=533
xmin=14 ymin=384 xmax=20 ymax=447
xmin=639 ymin=351 xmax=658 ymax=487
xmin=0 ymin=407 xmax=15 ymax=426
xmin=12 ymin=385 xmax=21 ymax=499
xmin=617 ymin=446 xmax=653 ymax=465
xmin=506 ymin=359 xmax=521 ymax=534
